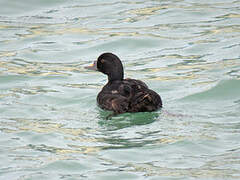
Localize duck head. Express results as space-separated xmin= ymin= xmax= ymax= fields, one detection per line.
xmin=85 ymin=53 xmax=124 ymax=81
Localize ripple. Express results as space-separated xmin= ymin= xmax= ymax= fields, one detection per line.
xmin=182 ymin=79 xmax=240 ymax=101
xmin=0 ymin=59 xmax=87 ymax=76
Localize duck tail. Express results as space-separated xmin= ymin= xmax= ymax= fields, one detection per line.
xmin=130 ymin=89 xmax=162 ymax=112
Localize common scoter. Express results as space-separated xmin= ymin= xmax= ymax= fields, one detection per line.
xmin=85 ymin=53 xmax=162 ymax=114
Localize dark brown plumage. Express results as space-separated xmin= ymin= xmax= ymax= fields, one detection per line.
xmin=85 ymin=53 xmax=162 ymax=114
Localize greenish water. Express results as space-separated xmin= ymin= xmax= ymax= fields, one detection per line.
xmin=0 ymin=0 xmax=240 ymax=179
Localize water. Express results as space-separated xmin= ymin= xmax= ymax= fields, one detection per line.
xmin=0 ymin=0 xmax=240 ymax=179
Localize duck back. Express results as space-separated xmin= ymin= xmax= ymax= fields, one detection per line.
xmin=97 ymin=78 xmax=162 ymax=114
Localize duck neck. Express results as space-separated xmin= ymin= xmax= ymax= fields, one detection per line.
xmin=108 ymin=70 xmax=124 ymax=82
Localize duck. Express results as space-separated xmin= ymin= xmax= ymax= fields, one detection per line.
xmin=85 ymin=52 xmax=162 ymax=115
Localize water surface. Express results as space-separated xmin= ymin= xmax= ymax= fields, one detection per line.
xmin=0 ymin=0 xmax=240 ymax=179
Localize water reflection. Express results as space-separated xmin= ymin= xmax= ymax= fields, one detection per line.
xmin=98 ymin=111 xmax=160 ymax=131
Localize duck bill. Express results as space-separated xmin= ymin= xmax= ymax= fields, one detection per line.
xmin=85 ymin=61 xmax=98 ymax=71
